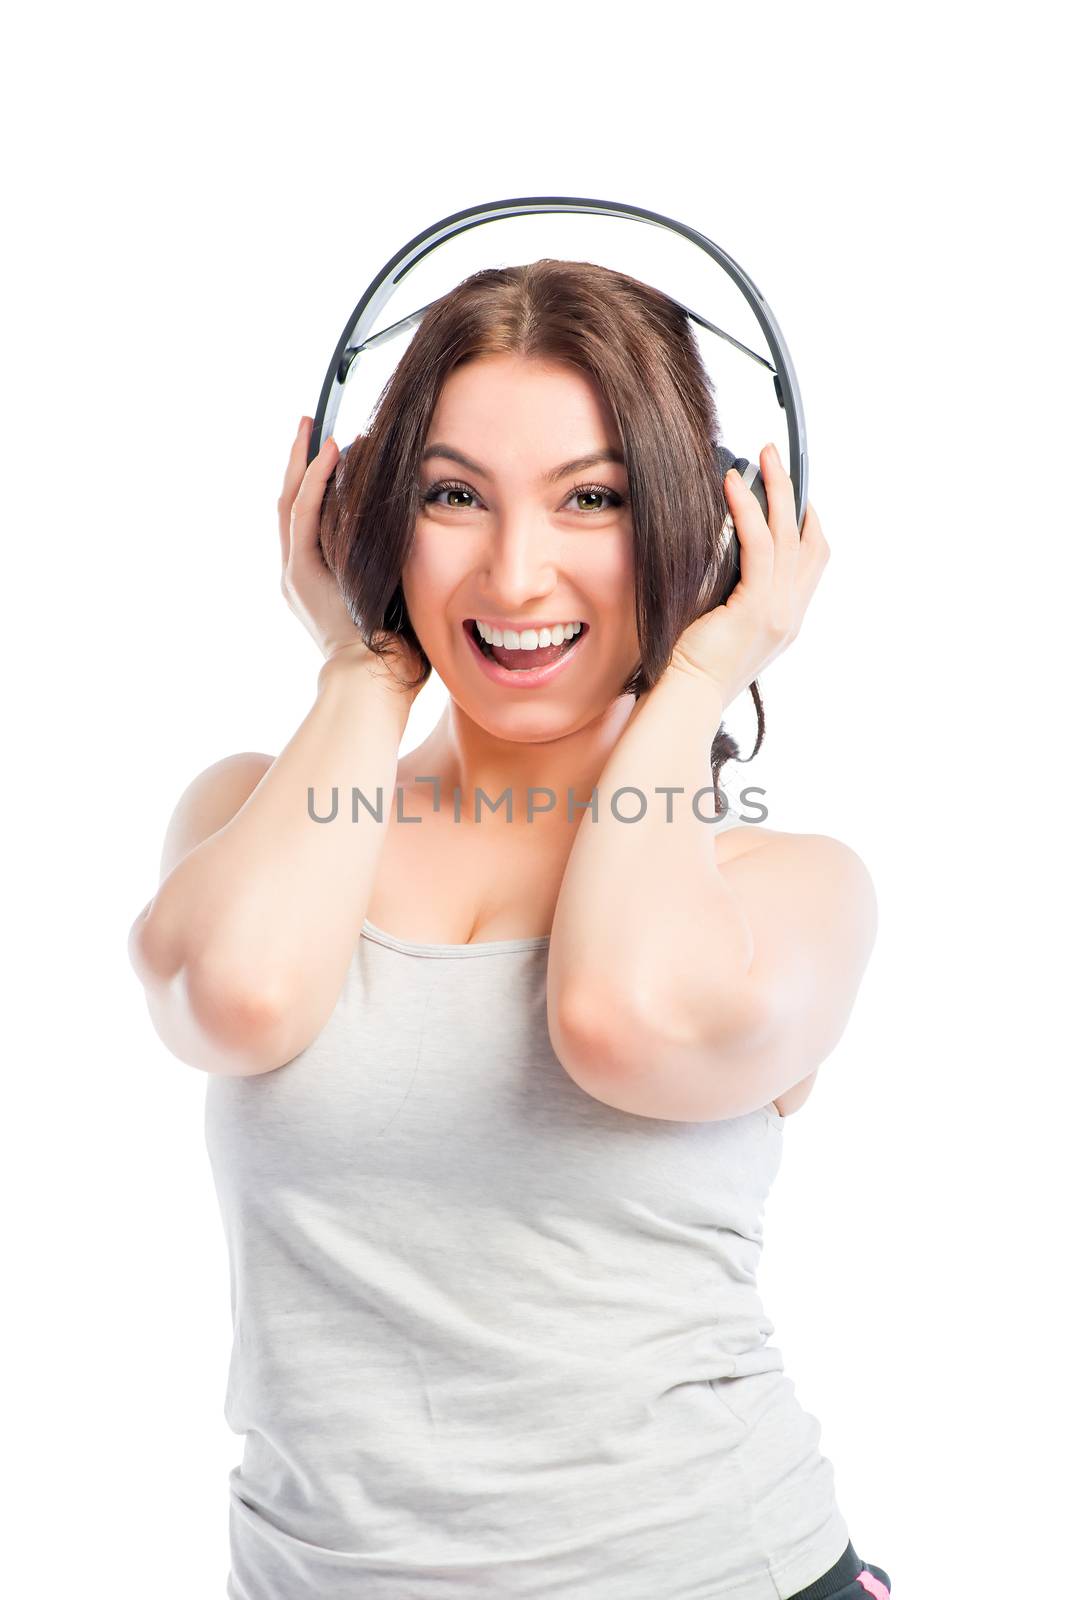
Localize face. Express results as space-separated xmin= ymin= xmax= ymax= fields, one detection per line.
xmin=402 ymin=353 xmax=641 ymax=739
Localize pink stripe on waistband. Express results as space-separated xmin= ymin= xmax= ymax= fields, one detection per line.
xmin=856 ymin=1572 xmax=890 ymax=1599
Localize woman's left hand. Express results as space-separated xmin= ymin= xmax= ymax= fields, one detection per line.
xmin=667 ymin=442 xmax=831 ymax=709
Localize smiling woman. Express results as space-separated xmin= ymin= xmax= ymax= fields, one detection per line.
xmin=132 ymin=256 xmax=888 ymax=1599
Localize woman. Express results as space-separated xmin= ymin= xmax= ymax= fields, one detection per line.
xmin=128 ymin=260 xmax=891 ymax=1598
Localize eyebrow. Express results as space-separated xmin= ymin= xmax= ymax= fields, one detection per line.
xmin=421 ymin=443 xmax=627 ymax=483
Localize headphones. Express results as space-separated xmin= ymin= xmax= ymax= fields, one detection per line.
xmin=308 ymin=195 xmax=807 ymax=619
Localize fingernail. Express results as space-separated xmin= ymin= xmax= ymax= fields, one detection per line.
xmin=770 ymin=443 xmax=782 ymax=466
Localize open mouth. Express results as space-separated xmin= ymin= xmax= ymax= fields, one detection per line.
xmin=463 ymin=619 xmax=587 ymax=672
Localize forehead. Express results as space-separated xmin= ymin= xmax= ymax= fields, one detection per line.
xmin=427 ymin=354 xmax=622 ymax=462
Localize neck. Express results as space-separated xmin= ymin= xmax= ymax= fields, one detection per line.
xmin=415 ymin=695 xmax=641 ymax=827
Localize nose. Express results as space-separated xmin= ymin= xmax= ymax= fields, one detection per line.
xmin=478 ymin=512 xmax=561 ymax=611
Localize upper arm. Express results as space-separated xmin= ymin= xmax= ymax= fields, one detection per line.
xmin=157 ymin=752 xmax=275 ymax=883
xmin=128 ymin=752 xmax=275 ymax=955
xmin=127 ymin=752 xmax=282 ymax=1072
xmin=562 ymin=831 xmax=878 ymax=1123
xmin=710 ymin=832 xmax=878 ymax=1116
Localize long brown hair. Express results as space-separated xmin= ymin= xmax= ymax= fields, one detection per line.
xmin=318 ymin=257 xmax=764 ymax=813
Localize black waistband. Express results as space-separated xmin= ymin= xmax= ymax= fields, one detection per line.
xmin=784 ymin=1540 xmax=864 ymax=1600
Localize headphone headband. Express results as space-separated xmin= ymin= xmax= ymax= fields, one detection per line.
xmin=309 ymin=193 xmax=807 ymax=526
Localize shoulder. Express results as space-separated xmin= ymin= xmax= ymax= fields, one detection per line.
xmin=715 ymin=821 xmax=877 ymax=1120
xmin=159 ymin=752 xmax=275 ymax=882
xmin=717 ymin=821 xmax=877 ymax=949
xmin=718 ymin=817 xmax=875 ymax=891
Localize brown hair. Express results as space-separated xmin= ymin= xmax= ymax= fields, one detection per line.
xmin=318 ymin=257 xmax=764 ymax=814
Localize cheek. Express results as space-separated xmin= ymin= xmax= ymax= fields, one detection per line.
xmin=400 ymin=532 xmax=466 ymax=634
xmin=600 ymin=541 xmax=640 ymax=649
xmin=584 ymin=518 xmax=635 ymax=582
xmin=603 ymin=542 xmax=635 ymax=590
xmin=584 ymin=535 xmax=637 ymax=617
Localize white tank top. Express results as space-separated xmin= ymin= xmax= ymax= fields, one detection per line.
xmin=204 ymin=806 xmax=852 ymax=1597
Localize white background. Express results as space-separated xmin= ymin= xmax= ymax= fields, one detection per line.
xmin=5 ymin=3 xmax=1063 ymax=1595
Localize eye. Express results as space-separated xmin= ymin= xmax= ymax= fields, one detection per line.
xmin=568 ymin=484 xmax=626 ymax=513
xmin=420 ymin=478 xmax=628 ymax=514
xmin=421 ymin=479 xmax=480 ymax=511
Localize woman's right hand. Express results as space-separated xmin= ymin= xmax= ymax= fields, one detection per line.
xmin=278 ymin=418 xmax=425 ymax=696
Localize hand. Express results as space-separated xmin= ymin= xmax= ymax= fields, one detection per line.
xmin=278 ymin=418 xmax=425 ymax=696
xmin=667 ymin=442 xmax=830 ymax=709
xmin=278 ymin=418 xmax=367 ymax=663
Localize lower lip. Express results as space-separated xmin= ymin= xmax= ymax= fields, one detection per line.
xmin=463 ymin=621 xmax=590 ymax=688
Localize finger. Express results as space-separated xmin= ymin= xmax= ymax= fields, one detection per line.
xmin=756 ymin=442 xmax=804 ymax=637
xmin=278 ymin=416 xmax=311 ymax=567
xmin=289 ymin=431 xmax=339 ymax=559
xmin=725 ymin=465 xmax=775 ymax=593
xmin=761 ymin=443 xmax=800 ymax=545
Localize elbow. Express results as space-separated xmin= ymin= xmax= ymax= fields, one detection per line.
xmin=549 ymin=976 xmax=749 ymax=1081
xmin=130 ymin=921 xmax=300 ymax=1077
xmin=128 ymin=905 xmax=283 ymax=1035
xmin=551 ymin=977 xmax=783 ymax=1122
xmin=562 ymin=973 xmax=775 ymax=1074
xmin=548 ymin=983 xmax=633 ymax=1083
xmin=181 ymin=959 xmax=294 ymax=1054
xmin=183 ymin=962 xmax=302 ymax=1077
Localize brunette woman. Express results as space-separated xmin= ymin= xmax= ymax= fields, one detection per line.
xmin=129 ymin=260 xmax=891 ymax=1599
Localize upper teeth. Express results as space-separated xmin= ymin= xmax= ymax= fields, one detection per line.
xmin=474 ymin=620 xmax=584 ymax=650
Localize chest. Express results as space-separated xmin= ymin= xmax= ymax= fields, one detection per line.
xmin=365 ymin=784 xmax=761 ymax=948
xmin=364 ymin=790 xmax=576 ymax=946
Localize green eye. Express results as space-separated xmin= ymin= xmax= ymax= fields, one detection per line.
xmin=421 ymin=479 xmax=628 ymax=513
xmin=571 ymin=486 xmax=623 ymax=512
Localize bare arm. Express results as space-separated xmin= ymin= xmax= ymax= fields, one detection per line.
xmin=554 ymin=811 xmax=877 ymax=1121
xmin=546 ymin=446 xmax=865 ymax=1121
xmin=546 ymin=609 xmax=877 ymax=1122
xmin=128 ymin=415 xmax=425 ymax=1077
xmin=128 ymin=653 xmax=413 ymax=1075
xmin=548 ymin=679 xmax=877 ymax=1118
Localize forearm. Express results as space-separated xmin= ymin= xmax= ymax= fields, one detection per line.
xmin=140 ymin=654 xmax=410 ymax=1001
xmin=548 ymin=666 xmax=757 ymax=1062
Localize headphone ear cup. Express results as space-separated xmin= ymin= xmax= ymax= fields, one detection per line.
xmin=698 ymin=447 xmax=770 ymax=611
